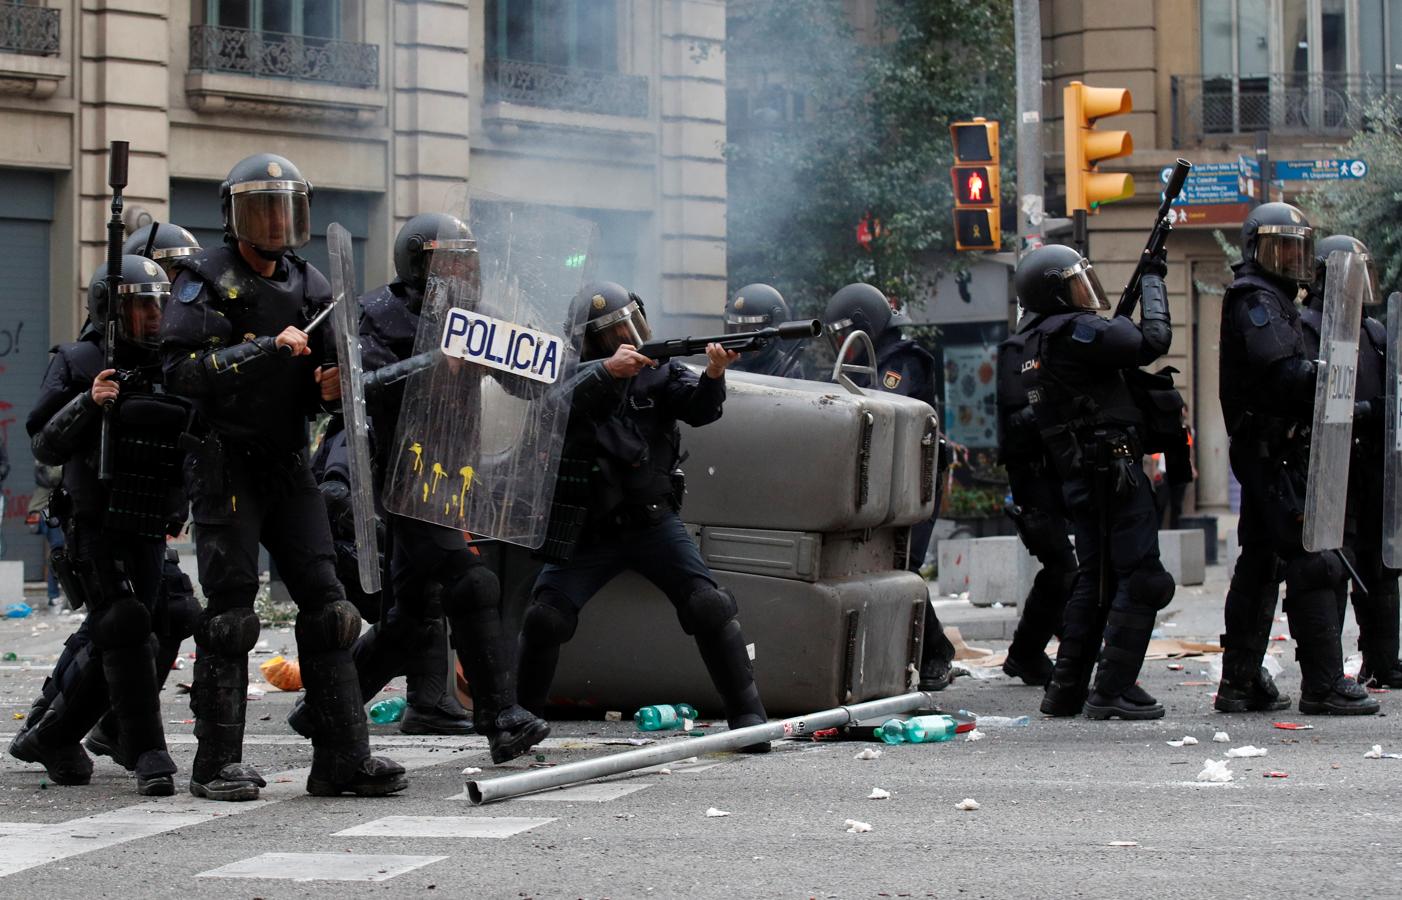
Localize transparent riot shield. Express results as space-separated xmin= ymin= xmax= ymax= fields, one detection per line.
xmin=1383 ymin=292 xmax=1402 ymax=568
xmin=1302 ymin=249 xmax=1370 ymax=552
xmin=327 ymin=223 xmax=382 ymax=594
xmin=380 ymin=188 xmax=596 ymax=547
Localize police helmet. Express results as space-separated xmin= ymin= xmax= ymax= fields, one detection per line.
xmin=220 ymin=153 xmax=312 ymax=259
xmin=1013 ymin=244 xmax=1110 ymax=314
xmin=1313 ymin=233 xmax=1379 ymax=305
xmin=725 ymin=284 xmax=790 ymax=335
xmin=578 ymin=281 xmax=652 ymax=360
xmin=88 ymin=254 xmax=171 ymax=354
xmin=1242 ymin=202 xmax=1314 ymax=286
xmin=822 ymin=282 xmax=910 ymax=345
xmin=393 ymin=213 xmax=477 ymax=291
xmin=122 ymin=223 xmax=201 ymax=278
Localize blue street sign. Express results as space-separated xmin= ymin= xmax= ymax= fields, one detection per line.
xmin=1272 ymin=158 xmax=1368 ymax=181
xmin=1160 ymin=164 xmax=1252 ymax=206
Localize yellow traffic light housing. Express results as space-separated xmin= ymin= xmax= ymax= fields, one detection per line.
xmin=950 ymin=117 xmax=1001 ymax=251
xmin=1063 ymin=81 xmax=1134 ymax=213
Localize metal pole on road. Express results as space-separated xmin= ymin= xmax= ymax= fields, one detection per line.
xmin=1013 ymin=0 xmax=1045 ymax=258
xmin=466 ymin=691 xmax=941 ymax=805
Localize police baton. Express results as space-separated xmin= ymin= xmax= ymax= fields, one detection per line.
xmin=278 ymin=297 xmax=338 ymax=356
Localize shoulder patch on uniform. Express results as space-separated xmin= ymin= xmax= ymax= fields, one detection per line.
xmin=883 ymin=370 xmax=902 ymax=390
xmin=1071 ymin=321 xmax=1098 ymax=343
xmin=1248 ymin=304 xmax=1270 ymax=327
xmin=177 ymin=280 xmax=202 ymax=303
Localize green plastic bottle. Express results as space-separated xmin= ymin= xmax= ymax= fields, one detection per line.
xmin=902 ymin=714 xmax=958 ymax=743
xmin=877 ymin=719 xmax=909 ymax=744
xmin=633 ymin=703 xmax=700 ymax=731
xmin=369 ymin=695 xmax=406 ymax=725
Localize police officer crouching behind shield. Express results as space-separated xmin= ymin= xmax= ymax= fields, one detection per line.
xmin=1216 ymin=204 xmax=1377 ymax=715
xmin=12 ymin=256 xmax=184 ymax=794
xmin=161 ymin=153 xmax=407 ymax=800
xmin=822 ymin=283 xmax=956 ymax=691
xmin=517 ymin=283 xmax=772 ymax=751
xmin=1301 ymin=234 xmax=1402 ymax=689
xmin=1016 ymin=244 xmax=1176 ymax=720
xmin=292 ymin=212 xmax=550 ymax=763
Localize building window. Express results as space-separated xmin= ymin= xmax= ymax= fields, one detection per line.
xmin=485 ymin=0 xmax=618 ymax=72
xmin=205 ymin=0 xmax=344 ymax=40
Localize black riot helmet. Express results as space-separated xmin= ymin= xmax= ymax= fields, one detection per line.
xmin=1014 ymin=244 xmax=1110 ymax=314
xmin=122 ymin=223 xmax=201 ymax=278
xmin=1241 ymin=202 xmax=1314 ymax=286
xmin=220 ymin=153 xmax=313 ymax=260
xmin=1313 ymin=233 xmax=1379 ymax=305
xmin=88 ymin=254 xmax=171 ymax=355
xmin=393 ymin=212 xmax=477 ymax=292
xmin=823 ymin=283 xmax=910 ymax=347
xmin=725 ymin=284 xmax=790 ymax=335
xmin=577 ymin=281 xmax=652 ymax=361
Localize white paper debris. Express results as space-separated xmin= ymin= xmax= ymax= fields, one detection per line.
xmin=955 ymin=798 xmax=980 ymax=811
xmin=682 ymin=718 xmax=695 ymax=732
xmin=965 ymin=729 xmax=985 ymax=742
xmin=867 ymin=788 xmax=891 ymax=800
xmin=1361 ymin=745 xmax=1402 ymax=759
xmin=461 ymin=767 xmax=482 ymax=776
xmin=746 ymin=643 xmax=756 ymax=661
xmin=1197 ymin=759 xmax=1234 ymax=782
xmin=1212 ymin=731 xmax=1230 ymax=743
xmin=1166 ymin=736 xmax=1200 ymax=747
xmin=1225 ymin=745 xmax=1268 ymax=758
xmin=1108 ymin=841 xmax=1139 ymax=847
xmin=245 ymin=687 xmax=265 ymax=701
xmin=844 ymin=819 xmax=873 ymax=833
xmin=658 ymin=768 xmax=673 ymax=775
xmin=853 ymin=748 xmax=883 ymax=760
xmin=705 ymin=808 xmax=730 ymax=818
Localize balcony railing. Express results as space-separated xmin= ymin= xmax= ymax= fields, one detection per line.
xmin=0 ymin=5 xmax=59 ymax=56
xmin=484 ymin=57 xmax=649 ymax=118
xmin=189 ymin=24 xmax=378 ymax=89
xmin=1171 ymin=72 xmax=1400 ymax=147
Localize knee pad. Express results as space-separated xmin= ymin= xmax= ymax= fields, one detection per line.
xmin=522 ymin=591 xmax=578 ymax=645
xmin=1285 ymin=553 xmax=1342 ymax=595
xmin=1128 ymin=561 xmax=1175 ymax=612
xmin=447 ymin=565 xmax=500 ymax=615
xmin=89 ymin=596 xmax=153 ymax=649
xmin=195 ymin=607 xmax=261 ymax=656
xmin=676 ymin=585 xmax=738 ymax=636
xmin=295 ymin=598 xmax=362 ymax=653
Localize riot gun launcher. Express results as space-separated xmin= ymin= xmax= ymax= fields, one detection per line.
xmin=637 ymin=318 xmax=822 ymax=363
xmin=1114 ymin=158 xmax=1191 ymax=320
xmin=98 ymin=140 xmax=129 ymax=482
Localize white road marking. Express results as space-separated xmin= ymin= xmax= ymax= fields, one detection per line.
xmin=197 ymin=852 xmax=446 ymax=882
xmin=0 ymin=824 xmax=43 ymax=837
xmin=335 ymin=815 xmax=556 ymax=839
xmin=520 ymin=782 xmax=653 ymax=803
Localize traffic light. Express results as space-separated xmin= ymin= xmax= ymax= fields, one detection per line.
xmin=1063 ymin=81 xmax=1134 ymax=213
xmin=950 ymin=118 xmax=1000 ymax=252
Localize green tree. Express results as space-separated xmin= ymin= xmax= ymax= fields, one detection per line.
xmin=1303 ymin=99 xmax=1402 ymax=295
xmin=725 ymin=0 xmax=1015 ymax=316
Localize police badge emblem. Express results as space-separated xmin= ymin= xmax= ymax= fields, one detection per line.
xmin=883 ymin=370 xmax=901 ymax=390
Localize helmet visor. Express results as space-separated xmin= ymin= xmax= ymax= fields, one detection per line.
xmin=116 ymin=287 xmax=169 ymax=351
xmin=585 ymin=301 xmax=651 ymax=356
xmin=1063 ymin=259 xmax=1110 ymax=311
xmin=724 ymin=312 xmax=770 ymax=335
xmin=1254 ymin=226 xmax=1315 ymax=284
xmin=229 ymin=188 xmax=311 ymax=252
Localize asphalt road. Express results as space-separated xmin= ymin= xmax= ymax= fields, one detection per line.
xmin=0 ymin=567 xmax=1400 ymax=899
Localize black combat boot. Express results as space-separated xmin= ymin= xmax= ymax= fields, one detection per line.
xmin=1290 ymin=586 xmax=1379 ymax=716
xmin=1082 ymin=605 xmax=1163 ymax=720
xmin=1004 ymin=560 xmax=1071 ymax=686
xmin=401 ymin=619 xmax=474 ymax=735
xmin=1040 ymin=636 xmax=1092 ymax=717
xmin=88 ymin=630 xmax=188 ymax=768
xmin=9 ymin=708 xmax=95 ymax=786
xmin=300 ymin=651 xmax=408 ymax=796
xmin=694 ymin=620 xmax=771 ymax=754
xmin=457 ymin=623 xmax=549 ymax=764
xmin=1357 ymin=578 xmax=1402 ymax=688
xmin=100 ymin=639 xmax=176 ymax=795
xmin=189 ymin=651 xmax=265 ymax=801
xmin=10 ymin=642 xmax=110 ymax=785
xmin=918 ymin=604 xmax=955 ymax=691
xmin=1084 ymin=683 xmax=1165 ymax=720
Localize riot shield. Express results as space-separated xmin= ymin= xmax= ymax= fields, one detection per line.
xmin=1383 ymin=292 xmax=1402 ymax=568
xmin=1302 ymin=249 xmax=1369 ymax=552
xmin=380 ymin=189 xmax=596 ymax=547
xmin=327 ymin=223 xmax=382 ymax=595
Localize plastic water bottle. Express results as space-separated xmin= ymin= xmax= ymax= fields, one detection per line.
xmin=633 ymin=703 xmax=700 ymax=731
xmin=877 ymin=719 xmax=909 ymax=744
xmin=369 ymin=695 xmax=406 ymax=725
xmin=958 ymin=709 xmax=1030 ymax=728
xmin=902 ymin=715 xmax=958 ymax=743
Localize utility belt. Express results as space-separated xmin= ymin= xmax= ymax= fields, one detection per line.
xmin=601 ymin=471 xmax=684 ymax=530
xmin=1041 ymin=417 xmax=1141 ymax=480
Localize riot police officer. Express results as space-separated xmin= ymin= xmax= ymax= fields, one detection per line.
xmin=1015 ymin=244 xmax=1177 ymax=720
xmin=161 ymin=153 xmax=407 ymax=800
xmin=516 ymin=282 xmax=771 ymax=751
xmin=1300 ymin=234 xmax=1401 ymax=688
xmin=10 ymin=256 xmax=186 ymax=793
xmin=123 ymin=222 xmax=201 ymax=279
xmin=725 ymin=284 xmax=807 ymax=377
xmin=995 ymin=323 xmax=1076 ymax=685
xmin=1217 ymin=203 xmax=1377 ymax=715
xmin=822 ymin=282 xmax=955 ymax=690
xmin=292 ymin=213 xmax=549 ymax=763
